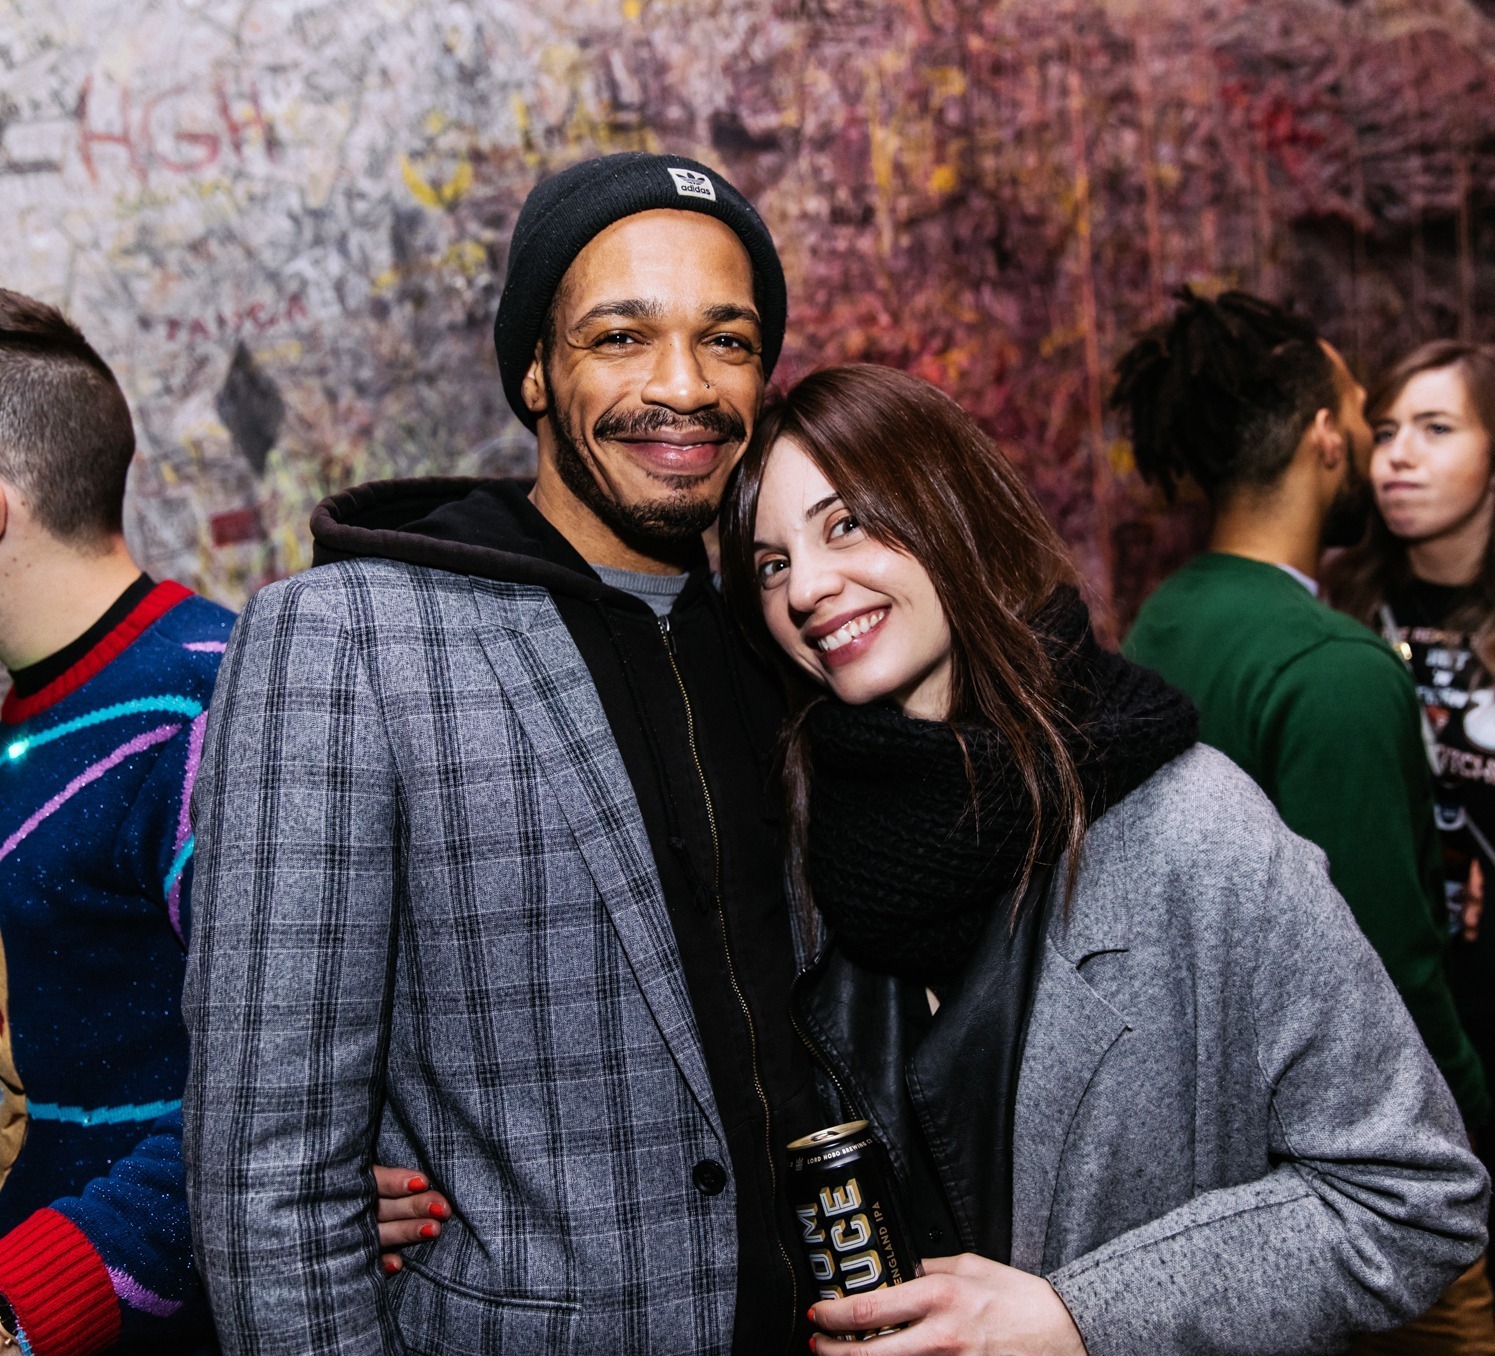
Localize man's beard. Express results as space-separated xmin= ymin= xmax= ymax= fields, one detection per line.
xmin=550 ymin=400 xmax=747 ymax=549
xmin=1322 ymin=457 xmax=1374 ymax=549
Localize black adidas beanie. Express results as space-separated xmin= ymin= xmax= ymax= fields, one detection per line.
xmin=493 ymin=152 xmax=787 ymax=429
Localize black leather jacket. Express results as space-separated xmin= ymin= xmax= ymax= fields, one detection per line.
xmin=789 ymin=872 xmax=1053 ymax=1266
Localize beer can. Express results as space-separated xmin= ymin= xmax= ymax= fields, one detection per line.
xmin=787 ymin=1120 xmax=920 ymax=1307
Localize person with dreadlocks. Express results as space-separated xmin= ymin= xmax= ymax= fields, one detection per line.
xmin=1119 ymin=290 xmax=1493 ymax=1348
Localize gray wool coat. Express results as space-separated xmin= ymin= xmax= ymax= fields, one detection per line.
xmin=1026 ymin=743 xmax=1487 ymax=1353
xmin=184 ymin=557 xmax=1487 ymax=1354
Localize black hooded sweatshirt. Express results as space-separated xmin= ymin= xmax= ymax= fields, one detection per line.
xmin=312 ymin=477 xmax=821 ymax=1352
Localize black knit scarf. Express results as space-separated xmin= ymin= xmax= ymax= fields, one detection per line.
xmin=804 ymin=587 xmax=1198 ymax=985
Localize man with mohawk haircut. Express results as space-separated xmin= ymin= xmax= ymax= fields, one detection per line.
xmin=0 ymin=288 xmax=232 ymax=1354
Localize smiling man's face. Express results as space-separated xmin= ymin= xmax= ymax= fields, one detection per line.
xmin=523 ymin=209 xmax=765 ymax=571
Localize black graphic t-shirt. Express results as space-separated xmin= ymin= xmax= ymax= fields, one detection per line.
xmin=1383 ymin=576 xmax=1495 ymax=1144
xmin=1382 ymin=577 xmax=1495 ymax=922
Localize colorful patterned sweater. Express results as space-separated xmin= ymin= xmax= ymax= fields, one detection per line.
xmin=0 ymin=581 xmax=233 ymax=1355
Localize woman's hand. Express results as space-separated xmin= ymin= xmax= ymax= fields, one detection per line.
xmin=374 ymin=1164 xmax=451 ymax=1274
xmin=808 ymin=1255 xmax=1088 ymax=1356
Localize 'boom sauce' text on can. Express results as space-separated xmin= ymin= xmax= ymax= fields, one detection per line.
xmin=787 ymin=1120 xmax=920 ymax=1307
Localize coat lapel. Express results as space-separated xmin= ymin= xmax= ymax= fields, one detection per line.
xmin=468 ymin=582 xmax=722 ymax=1140
xmin=1009 ymin=935 xmax=1130 ymax=1272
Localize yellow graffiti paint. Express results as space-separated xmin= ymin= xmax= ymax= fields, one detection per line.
xmin=261 ymin=339 xmax=304 ymax=364
xmin=445 ymin=159 xmax=473 ymax=202
xmin=866 ymin=67 xmax=895 ymax=259
xmin=1109 ymin=439 xmax=1136 ymax=476
xmin=443 ymin=240 xmax=487 ymax=276
xmin=511 ymin=93 xmax=541 ymax=167
xmin=1039 ymin=322 xmax=1085 ymax=357
xmin=400 ymin=154 xmax=472 ymax=209
xmin=928 ymin=66 xmax=967 ymax=100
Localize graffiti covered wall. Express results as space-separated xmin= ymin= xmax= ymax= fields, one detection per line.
xmin=2 ymin=0 xmax=1493 ymax=626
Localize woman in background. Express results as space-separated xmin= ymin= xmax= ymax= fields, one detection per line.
xmin=720 ymin=363 xmax=1487 ymax=1355
xmin=1328 ymin=339 xmax=1495 ymax=1231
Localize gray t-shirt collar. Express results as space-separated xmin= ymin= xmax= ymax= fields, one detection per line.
xmin=590 ymin=563 xmax=691 ymax=618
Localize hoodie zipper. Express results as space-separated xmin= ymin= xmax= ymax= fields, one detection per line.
xmin=657 ymin=614 xmax=799 ymax=1338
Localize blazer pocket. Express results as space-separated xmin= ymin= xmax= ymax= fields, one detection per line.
xmin=396 ymin=1264 xmax=579 ymax=1356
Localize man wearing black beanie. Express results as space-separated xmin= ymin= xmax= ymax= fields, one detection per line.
xmin=187 ymin=153 xmax=824 ymax=1354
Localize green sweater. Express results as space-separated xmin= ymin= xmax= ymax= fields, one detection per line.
xmin=1125 ymin=552 xmax=1489 ymax=1126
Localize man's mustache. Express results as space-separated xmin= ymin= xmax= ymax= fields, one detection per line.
xmin=593 ymin=406 xmax=748 ymax=444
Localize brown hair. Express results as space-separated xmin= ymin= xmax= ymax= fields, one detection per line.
xmin=1325 ymin=342 xmax=1495 ymax=662
xmin=719 ymin=363 xmax=1084 ymax=927
xmin=0 ymin=288 xmax=135 ymax=545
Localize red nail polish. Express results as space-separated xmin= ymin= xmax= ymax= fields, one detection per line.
xmin=428 ymin=1200 xmax=448 ymax=1219
xmin=406 ymin=1175 xmax=428 ymax=1193
xmin=419 ymin=1223 xmax=438 ymax=1239
xmin=382 ymin=1258 xmax=398 ymax=1274
xmin=806 ymin=1307 xmax=816 ymax=1323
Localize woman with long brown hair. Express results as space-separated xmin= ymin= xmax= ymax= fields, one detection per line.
xmin=1327 ymin=339 xmax=1495 ymax=1232
xmin=719 ymin=363 xmax=1487 ymax=1354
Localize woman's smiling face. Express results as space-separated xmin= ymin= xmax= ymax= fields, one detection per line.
xmin=751 ymin=437 xmax=954 ymax=720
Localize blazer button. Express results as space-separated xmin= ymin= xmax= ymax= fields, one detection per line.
xmin=692 ymin=1159 xmax=728 ymax=1196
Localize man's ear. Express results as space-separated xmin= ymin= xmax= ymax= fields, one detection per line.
xmin=1310 ymin=407 xmax=1346 ymax=470
xmin=0 ymin=478 xmax=9 ymax=542
xmin=520 ymin=343 xmax=550 ymax=419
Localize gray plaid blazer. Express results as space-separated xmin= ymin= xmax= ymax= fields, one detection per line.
xmin=184 ymin=559 xmax=737 ymax=1355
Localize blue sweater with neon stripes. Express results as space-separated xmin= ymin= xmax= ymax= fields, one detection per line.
xmin=0 ymin=582 xmax=232 ymax=1355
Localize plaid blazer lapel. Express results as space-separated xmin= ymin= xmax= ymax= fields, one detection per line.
xmin=469 ymin=581 xmax=724 ymax=1141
